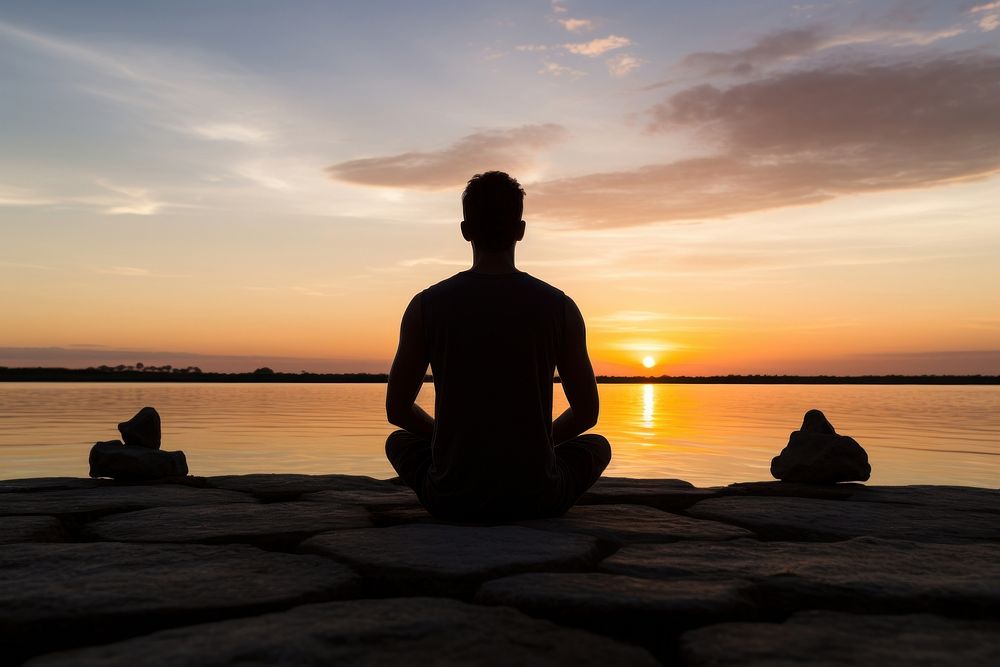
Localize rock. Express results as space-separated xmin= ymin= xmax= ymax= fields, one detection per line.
xmin=518 ymin=504 xmax=753 ymax=543
xmin=117 ymin=406 xmax=161 ymax=449
xmin=0 ymin=478 xmax=103 ymax=493
xmin=86 ymin=501 xmax=372 ymax=544
xmin=601 ymin=537 xmax=1000 ymax=615
xmin=476 ymin=573 xmax=756 ymax=639
xmin=680 ymin=611 xmax=1000 ymax=666
xmin=851 ymin=485 xmax=1000 ymax=515
xmin=0 ymin=542 xmax=360 ymax=662
xmin=89 ymin=441 xmax=188 ymax=481
xmin=0 ymin=485 xmax=255 ymax=516
xmin=204 ymin=473 xmax=400 ymax=500
xmin=24 ymin=598 xmax=658 ymax=667
xmin=0 ymin=516 xmax=66 ymax=543
xmin=686 ymin=495 xmax=999 ymax=543
xmin=770 ymin=410 xmax=871 ymax=483
xmin=580 ymin=477 xmax=716 ymax=511
xmin=302 ymin=486 xmax=420 ymax=507
xmin=301 ymin=524 xmax=602 ymax=595
xmin=722 ymin=480 xmax=865 ymax=500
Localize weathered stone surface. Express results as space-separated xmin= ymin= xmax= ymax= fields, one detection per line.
xmin=602 ymin=537 xmax=1000 ymax=614
xmin=771 ymin=409 xmax=871 ymax=483
xmin=86 ymin=501 xmax=372 ymax=544
xmin=0 ymin=516 xmax=66 ymax=543
xmin=0 ymin=478 xmax=103 ymax=493
xmin=580 ymin=477 xmax=716 ymax=511
xmin=302 ymin=524 xmax=601 ymax=594
xmin=0 ymin=485 xmax=255 ymax=516
xmin=686 ymin=495 xmax=999 ymax=543
xmin=477 ymin=573 xmax=756 ymax=633
xmin=1 ymin=543 xmax=359 ymax=662
xmin=519 ymin=504 xmax=752 ymax=543
xmin=680 ymin=611 xmax=1000 ymax=666
xmin=852 ymin=485 xmax=1000 ymax=515
xmin=302 ymin=486 xmax=420 ymax=507
xmin=89 ymin=440 xmax=188 ymax=481
xmin=722 ymin=480 xmax=865 ymax=500
xmin=204 ymin=473 xmax=399 ymax=500
xmin=117 ymin=406 xmax=161 ymax=449
xmin=26 ymin=598 xmax=658 ymax=667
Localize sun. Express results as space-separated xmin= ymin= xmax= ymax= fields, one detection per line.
xmin=642 ymin=356 xmax=656 ymax=369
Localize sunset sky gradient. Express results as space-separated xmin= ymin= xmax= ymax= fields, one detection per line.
xmin=2 ymin=0 xmax=999 ymax=375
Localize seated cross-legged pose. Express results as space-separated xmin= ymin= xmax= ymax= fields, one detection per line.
xmin=385 ymin=171 xmax=611 ymax=521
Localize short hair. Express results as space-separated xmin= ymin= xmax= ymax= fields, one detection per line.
xmin=461 ymin=171 xmax=525 ymax=251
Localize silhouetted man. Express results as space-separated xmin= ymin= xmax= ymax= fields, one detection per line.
xmin=385 ymin=171 xmax=611 ymax=520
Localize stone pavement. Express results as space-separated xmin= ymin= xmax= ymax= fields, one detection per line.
xmin=1 ymin=474 xmax=997 ymax=665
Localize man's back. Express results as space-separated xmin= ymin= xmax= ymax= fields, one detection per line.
xmin=422 ymin=270 xmax=565 ymax=508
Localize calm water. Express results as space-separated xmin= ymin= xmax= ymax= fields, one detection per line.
xmin=1 ymin=383 xmax=998 ymax=487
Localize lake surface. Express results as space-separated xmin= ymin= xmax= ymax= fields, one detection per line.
xmin=1 ymin=382 xmax=997 ymax=487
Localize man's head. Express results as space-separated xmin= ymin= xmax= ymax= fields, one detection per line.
xmin=461 ymin=171 xmax=526 ymax=251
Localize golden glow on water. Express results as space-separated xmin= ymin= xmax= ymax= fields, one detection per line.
xmin=1 ymin=383 xmax=998 ymax=487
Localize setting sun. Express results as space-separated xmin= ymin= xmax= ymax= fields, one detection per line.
xmin=642 ymin=356 xmax=656 ymax=369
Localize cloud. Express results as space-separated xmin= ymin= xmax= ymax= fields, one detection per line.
xmin=559 ymin=18 xmax=595 ymax=33
xmin=564 ymin=35 xmax=631 ymax=56
xmin=538 ymin=61 xmax=586 ymax=77
xmin=606 ymin=53 xmax=644 ymax=77
xmin=674 ymin=25 xmax=963 ymax=78
xmin=531 ymin=55 xmax=1000 ymax=228
xmin=189 ymin=123 xmax=270 ymax=144
xmin=326 ymin=124 xmax=568 ymax=189
xmin=971 ymin=2 xmax=1000 ymax=31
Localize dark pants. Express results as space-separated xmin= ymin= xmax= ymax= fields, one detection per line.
xmin=385 ymin=430 xmax=612 ymax=521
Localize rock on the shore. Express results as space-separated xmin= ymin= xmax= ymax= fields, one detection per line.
xmin=686 ymin=495 xmax=1000 ymax=543
xmin=476 ymin=573 xmax=756 ymax=634
xmin=580 ymin=477 xmax=716 ymax=511
xmin=89 ymin=440 xmax=188 ymax=481
xmin=301 ymin=524 xmax=602 ymax=595
xmin=680 ymin=610 xmax=1000 ymax=666
xmin=601 ymin=536 xmax=1000 ymax=614
xmin=518 ymin=504 xmax=753 ymax=543
xmin=771 ymin=409 xmax=871 ymax=483
xmin=24 ymin=598 xmax=658 ymax=667
xmin=204 ymin=473 xmax=401 ymax=500
xmin=0 ymin=484 xmax=255 ymax=516
xmin=86 ymin=501 xmax=372 ymax=544
xmin=0 ymin=543 xmax=360 ymax=662
xmin=0 ymin=516 xmax=66 ymax=543
xmin=117 ymin=406 xmax=161 ymax=449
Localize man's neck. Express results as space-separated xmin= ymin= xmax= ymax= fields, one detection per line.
xmin=470 ymin=245 xmax=520 ymax=274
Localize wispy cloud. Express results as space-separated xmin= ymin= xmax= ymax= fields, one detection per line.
xmin=188 ymin=123 xmax=270 ymax=144
xmin=326 ymin=124 xmax=568 ymax=189
xmin=606 ymin=53 xmax=645 ymax=77
xmin=564 ymin=35 xmax=631 ymax=56
xmin=972 ymin=1 xmax=1000 ymax=31
xmin=532 ymin=54 xmax=1000 ymax=228
xmin=559 ymin=18 xmax=595 ymax=33
xmin=538 ymin=61 xmax=586 ymax=78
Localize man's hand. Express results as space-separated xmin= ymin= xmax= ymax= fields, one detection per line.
xmin=386 ymin=294 xmax=434 ymax=437
xmin=552 ymin=297 xmax=599 ymax=445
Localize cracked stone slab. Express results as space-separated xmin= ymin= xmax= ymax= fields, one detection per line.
xmin=302 ymin=486 xmax=420 ymax=507
xmin=302 ymin=524 xmax=602 ymax=594
xmin=0 ymin=485 xmax=256 ymax=516
xmin=686 ymin=495 xmax=1000 ymax=543
xmin=722 ymin=481 xmax=865 ymax=500
xmin=25 ymin=597 xmax=658 ymax=667
xmin=0 ymin=477 xmax=103 ymax=493
xmin=518 ymin=504 xmax=753 ymax=543
xmin=86 ymin=501 xmax=372 ymax=544
xmin=477 ymin=573 xmax=756 ymax=635
xmin=204 ymin=473 xmax=400 ymax=500
xmin=850 ymin=485 xmax=1000 ymax=515
xmin=680 ymin=610 xmax=1000 ymax=666
xmin=580 ymin=477 xmax=716 ymax=511
xmin=1 ymin=542 xmax=359 ymax=662
xmin=601 ymin=537 xmax=1000 ymax=614
xmin=0 ymin=516 xmax=66 ymax=543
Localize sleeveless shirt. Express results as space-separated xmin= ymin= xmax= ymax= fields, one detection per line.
xmin=420 ymin=270 xmax=567 ymax=513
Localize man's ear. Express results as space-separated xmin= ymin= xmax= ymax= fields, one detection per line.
xmin=515 ymin=220 xmax=526 ymax=241
xmin=460 ymin=220 xmax=472 ymax=242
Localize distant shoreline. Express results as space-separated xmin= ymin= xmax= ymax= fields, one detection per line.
xmin=1 ymin=367 xmax=999 ymax=385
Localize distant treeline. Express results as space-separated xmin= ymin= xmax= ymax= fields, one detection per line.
xmin=1 ymin=367 xmax=999 ymax=384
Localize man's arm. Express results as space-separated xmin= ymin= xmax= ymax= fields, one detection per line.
xmin=385 ymin=294 xmax=434 ymax=437
xmin=553 ymin=296 xmax=599 ymax=445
